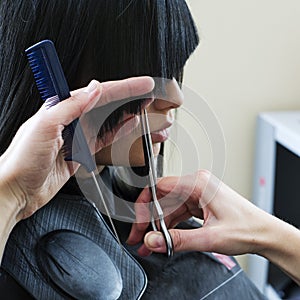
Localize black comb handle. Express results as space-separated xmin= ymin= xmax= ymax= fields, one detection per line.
xmin=25 ymin=40 xmax=97 ymax=173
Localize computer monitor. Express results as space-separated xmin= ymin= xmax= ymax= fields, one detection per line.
xmin=248 ymin=111 xmax=300 ymax=299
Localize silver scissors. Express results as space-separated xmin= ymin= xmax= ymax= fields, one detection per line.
xmin=140 ymin=108 xmax=174 ymax=257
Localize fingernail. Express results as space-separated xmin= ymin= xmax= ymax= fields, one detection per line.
xmin=84 ymin=80 xmax=97 ymax=94
xmin=146 ymin=232 xmax=164 ymax=248
xmin=82 ymin=80 xmax=102 ymax=113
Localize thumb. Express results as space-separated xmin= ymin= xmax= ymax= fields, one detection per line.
xmin=144 ymin=228 xmax=211 ymax=253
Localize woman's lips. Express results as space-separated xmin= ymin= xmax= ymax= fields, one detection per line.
xmin=151 ymin=128 xmax=170 ymax=143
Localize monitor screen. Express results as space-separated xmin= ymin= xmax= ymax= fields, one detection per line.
xmin=268 ymin=142 xmax=300 ymax=298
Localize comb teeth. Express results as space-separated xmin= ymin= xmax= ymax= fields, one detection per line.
xmin=27 ymin=51 xmax=56 ymax=101
xmin=44 ymin=95 xmax=60 ymax=109
xmin=62 ymin=125 xmax=74 ymax=159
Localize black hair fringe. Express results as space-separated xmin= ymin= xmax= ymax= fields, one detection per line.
xmin=0 ymin=0 xmax=199 ymax=154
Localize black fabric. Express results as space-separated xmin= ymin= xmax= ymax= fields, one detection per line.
xmin=1 ymin=193 xmax=147 ymax=300
xmin=36 ymin=230 xmax=123 ymax=300
xmin=0 ymin=167 xmax=267 ymax=299
xmin=106 ymin=217 xmax=266 ymax=300
xmin=0 ymin=269 xmax=33 ymax=300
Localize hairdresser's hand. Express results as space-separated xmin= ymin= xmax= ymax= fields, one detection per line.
xmin=127 ymin=170 xmax=272 ymax=257
xmin=0 ymin=77 xmax=154 ymax=221
xmin=128 ymin=170 xmax=300 ymax=286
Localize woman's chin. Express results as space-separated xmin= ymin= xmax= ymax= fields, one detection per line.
xmin=94 ymin=140 xmax=161 ymax=167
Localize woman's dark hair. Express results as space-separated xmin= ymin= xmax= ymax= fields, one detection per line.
xmin=0 ymin=0 xmax=199 ymax=154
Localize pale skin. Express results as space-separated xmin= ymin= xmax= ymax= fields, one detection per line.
xmin=0 ymin=76 xmax=155 ymax=262
xmin=127 ymin=170 xmax=300 ymax=285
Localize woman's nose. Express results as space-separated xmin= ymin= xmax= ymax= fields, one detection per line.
xmin=153 ymin=78 xmax=184 ymax=111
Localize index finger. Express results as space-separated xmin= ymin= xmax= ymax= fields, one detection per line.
xmin=127 ymin=186 xmax=152 ymax=245
xmin=96 ymin=76 xmax=155 ymax=108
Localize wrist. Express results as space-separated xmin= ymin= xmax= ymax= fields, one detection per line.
xmin=231 ymin=204 xmax=278 ymax=256
xmin=0 ymin=182 xmax=24 ymax=222
xmin=256 ymin=213 xmax=298 ymax=256
xmin=245 ymin=209 xmax=277 ymax=255
xmin=0 ymin=157 xmax=26 ymax=223
xmin=255 ymin=213 xmax=300 ymax=285
xmin=0 ymin=179 xmax=24 ymax=262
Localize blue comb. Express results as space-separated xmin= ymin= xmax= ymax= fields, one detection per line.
xmin=25 ymin=40 xmax=97 ymax=173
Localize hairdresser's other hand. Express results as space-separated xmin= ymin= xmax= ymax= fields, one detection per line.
xmin=128 ymin=170 xmax=300 ymax=286
xmin=0 ymin=77 xmax=154 ymax=221
xmin=127 ymin=170 xmax=273 ymax=257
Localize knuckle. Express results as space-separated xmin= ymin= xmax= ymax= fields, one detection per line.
xmin=196 ymin=169 xmax=212 ymax=182
xmin=125 ymin=78 xmax=134 ymax=97
xmin=171 ymin=229 xmax=183 ymax=251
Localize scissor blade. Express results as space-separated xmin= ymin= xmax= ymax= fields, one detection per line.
xmin=140 ymin=109 xmax=174 ymax=257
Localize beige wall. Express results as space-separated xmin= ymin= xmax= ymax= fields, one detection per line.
xmin=166 ymin=0 xmax=300 ymax=269
xmin=182 ymin=0 xmax=300 ymax=196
